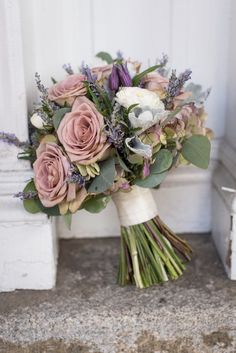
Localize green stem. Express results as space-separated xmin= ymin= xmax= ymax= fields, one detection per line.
xmin=127 ymin=227 xmax=144 ymax=289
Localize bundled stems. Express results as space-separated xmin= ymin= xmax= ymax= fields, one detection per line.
xmin=117 ymin=216 xmax=192 ymax=288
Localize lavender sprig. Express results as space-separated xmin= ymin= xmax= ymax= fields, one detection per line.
xmin=67 ymin=167 xmax=85 ymax=187
xmin=81 ymin=64 xmax=97 ymax=83
xmin=62 ymin=63 xmax=74 ymax=75
xmin=164 ymin=69 xmax=192 ymax=109
xmin=157 ymin=53 xmax=169 ymax=76
xmin=35 ymin=72 xmax=58 ymax=115
xmin=106 ymin=121 xmax=125 ymax=151
xmin=14 ymin=191 xmax=38 ymax=200
xmin=0 ymin=132 xmax=29 ymax=149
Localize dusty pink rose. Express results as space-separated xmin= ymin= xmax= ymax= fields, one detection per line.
xmin=144 ymin=72 xmax=169 ymax=95
xmin=91 ymin=65 xmax=112 ymax=82
xmin=57 ymin=97 xmax=110 ymax=165
xmin=33 ymin=143 xmax=76 ymax=207
xmin=48 ymin=74 xmax=86 ymax=107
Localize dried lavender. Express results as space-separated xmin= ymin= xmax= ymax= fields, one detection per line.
xmin=14 ymin=191 xmax=38 ymax=200
xmin=35 ymin=72 xmax=58 ymax=114
xmin=67 ymin=167 xmax=85 ymax=186
xmin=164 ymin=69 xmax=192 ymax=109
xmin=81 ymin=64 xmax=97 ymax=83
xmin=0 ymin=132 xmax=29 ymax=149
xmin=157 ymin=53 xmax=169 ymax=76
xmin=106 ymin=121 xmax=125 ymax=151
xmin=62 ymin=63 xmax=74 ymax=75
xmin=116 ymin=50 xmax=123 ymax=60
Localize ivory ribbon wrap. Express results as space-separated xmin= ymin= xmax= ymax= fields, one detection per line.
xmin=112 ymin=185 xmax=158 ymax=227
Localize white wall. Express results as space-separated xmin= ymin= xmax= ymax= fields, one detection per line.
xmin=225 ymin=0 xmax=236 ymax=150
xmin=16 ymin=0 xmax=232 ymax=237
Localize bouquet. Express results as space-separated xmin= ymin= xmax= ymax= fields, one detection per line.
xmin=1 ymin=51 xmax=212 ymax=288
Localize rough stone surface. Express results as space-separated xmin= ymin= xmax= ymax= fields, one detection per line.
xmin=0 ymin=234 xmax=236 ymax=352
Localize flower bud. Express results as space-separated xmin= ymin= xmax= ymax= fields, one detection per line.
xmin=30 ymin=113 xmax=45 ymax=129
xmin=117 ymin=64 xmax=132 ymax=87
xmin=108 ymin=65 xmax=120 ymax=91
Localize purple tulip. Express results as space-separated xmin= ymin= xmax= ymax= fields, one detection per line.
xmin=108 ymin=65 xmax=120 ymax=91
xmin=117 ymin=64 xmax=132 ymax=87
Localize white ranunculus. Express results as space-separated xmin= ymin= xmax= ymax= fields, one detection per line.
xmin=116 ymin=87 xmax=164 ymax=110
xmin=30 ymin=113 xmax=45 ymax=129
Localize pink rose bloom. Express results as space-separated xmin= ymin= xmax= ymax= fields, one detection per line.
xmin=48 ymin=74 xmax=86 ymax=107
xmin=57 ymin=96 xmax=110 ymax=165
xmin=91 ymin=65 xmax=112 ymax=82
xmin=144 ymin=72 xmax=169 ymax=95
xmin=33 ymin=143 xmax=75 ymax=207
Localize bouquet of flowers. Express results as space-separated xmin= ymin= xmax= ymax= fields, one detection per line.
xmin=1 ymin=51 xmax=212 ymax=288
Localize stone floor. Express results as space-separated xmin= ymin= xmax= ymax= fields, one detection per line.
xmin=0 ymin=234 xmax=236 ymax=353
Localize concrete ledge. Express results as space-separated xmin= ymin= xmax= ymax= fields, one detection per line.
xmin=0 ymin=235 xmax=236 ymax=352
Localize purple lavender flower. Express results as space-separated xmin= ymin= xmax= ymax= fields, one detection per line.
xmin=62 ymin=63 xmax=74 ymax=75
xmin=0 ymin=132 xmax=29 ymax=149
xmin=81 ymin=64 xmax=97 ymax=83
xmin=14 ymin=191 xmax=38 ymax=200
xmin=116 ymin=50 xmax=123 ymax=60
xmin=164 ymin=69 xmax=192 ymax=109
xmin=67 ymin=167 xmax=85 ymax=186
xmin=108 ymin=65 xmax=120 ymax=91
xmin=117 ymin=64 xmax=132 ymax=87
xmin=106 ymin=121 xmax=125 ymax=151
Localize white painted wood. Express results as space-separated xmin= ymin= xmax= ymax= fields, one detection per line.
xmin=225 ymin=0 xmax=236 ymax=150
xmin=212 ymin=147 xmax=236 ymax=280
xmin=211 ymin=1 xmax=236 ymax=280
xmin=0 ymin=0 xmax=57 ymax=292
xmin=171 ymin=0 xmax=231 ymax=140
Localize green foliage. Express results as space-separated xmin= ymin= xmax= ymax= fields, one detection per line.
xmin=116 ymin=153 xmax=131 ymax=172
xmin=132 ymin=64 xmax=161 ymax=86
xmin=181 ymin=135 xmax=211 ymax=169
xmin=23 ymin=180 xmax=41 ymax=214
xmin=52 ymin=107 xmax=71 ymax=130
xmin=150 ymin=149 xmax=173 ymax=174
xmin=23 ymin=180 xmax=60 ymax=216
xmin=88 ymin=158 xmax=116 ymax=193
xmin=96 ymin=51 xmax=113 ymax=64
xmin=83 ymin=194 xmax=111 ymax=213
xmin=64 ymin=213 xmax=72 ymax=230
xmin=134 ymin=171 xmax=167 ymax=188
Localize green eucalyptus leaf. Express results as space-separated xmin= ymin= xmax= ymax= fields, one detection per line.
xmin=39 ymin=204 xmax=61 ymax=216
xmin=64 ymin=213 xmax=72 ymax=230
xmin=134 ymin=171 xmax=167 ymax=188
xmin=117 ymin=153 xmax=131 ymax=172
xmin=181 ymin=135 xmax=211 ymax=169
xmin=151 ymin=149 xmax=173 ymax=174
xmin=23 ymin=180 xmax=41 ymax=214
xmin=83 ymin=195 xmax=111 ymax=213
xmin=52 ymin=107 xmax=71 ymax=130
xmin=88 ymin=158 xmax=116 ymax=193
xmin=132 ymin=64 xmax=161 ymax=86
xmin=96 ymin=51 xmax=113 ymax=64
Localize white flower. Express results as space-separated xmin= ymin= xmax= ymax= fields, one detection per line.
xmin=125 ymin=136 xmax=152 ymax=158
xmin=30 ymin=113 xmax=45 ymax=129
xmin=128 ymin=107 xmax=167 ymax=134
xmin=116 ymin=87 xmax=164 ymax=110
